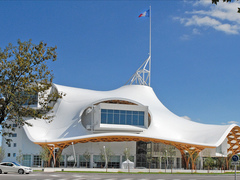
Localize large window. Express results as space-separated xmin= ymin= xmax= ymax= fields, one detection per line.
xmin=101 ymin=109 xmax=144 ymax=126
xmin=79 ymin=155 xmax=90 ymax=168
xmin=59 ymin=155 xmax=65 ymax=167
xmin=93 ymin=155 xmax=121 ymax=168
xmin=22 ymin=155 xmax=31 ymax=167
xmin=33 ymin=155 xmax=41 ymax=167
xmin=66 ymin=155 xmax=75 ymax=167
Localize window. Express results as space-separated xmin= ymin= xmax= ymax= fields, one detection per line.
xmin=33 ymin=155 xmax=41 ymax=167
xmin=22 ymin=155 xmax=31 ymax=167
xmin=101 ymin=109 xmax=145 ymax=126
xmin=79 ymin=155 xmax=90 ymax=168
xmin=21 ymin=92 xmax=38 ymax=106
xmin=14 ymin=143 xmax=17 ymax=147
xmin=93 ymin=155 xmax=104 ymax=168
xmin=13 ymin=153 xmax=16 ymax=157
xmin=13 ymin=124 xmax=17 ymax=128
xmin=59 ymin=155 xmax=65 ymax=167
xmin=12 ymin=133 xmax=17 ymax=137
xmin=8 ymin=143 xmax=11 ymax=147
xmin=66 ymin=155 xmax=75 ymax=167
xmin=108 ymin=155 xmax=120 ymax=168
xmin=7 ymin=153 xmax=10 ymax=157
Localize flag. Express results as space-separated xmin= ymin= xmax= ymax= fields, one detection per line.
xmin=138 ymin=9 xmax=150 ymax=18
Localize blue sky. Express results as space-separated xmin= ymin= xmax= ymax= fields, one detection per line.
xmin=0 ymin=0 xmax=240 ymax=138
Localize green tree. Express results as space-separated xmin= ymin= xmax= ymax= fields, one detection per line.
xmin=16 ymin=149 xmax=24 ymax=164
xmin=123 ymin=147 xmax=131 ymax=172
xmin=160 ymin=145 xmax=168 ymax=173
xmin=83 ymin=149 xmax=90 ymax=168
xmin=167 ymin=145 xmax=176 ymax=174
xmin=0 ymin=39 xmax=61 ymax=144
xmin=212 ymin=0 xmax=239 ymax=6
xmin=204 ymin=157 xmax=215 ymax=173
xmin=39 ymin=146 xmax=51 ymax=167
xmin=217 ymin=156 xmax=226 ymax=172
xmin=100 ymin=146 xmax=113 ymax=172
xmin=0 ymin=146 xmax=5 ymax=162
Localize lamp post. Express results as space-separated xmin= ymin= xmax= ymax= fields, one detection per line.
xmin=53 ymin=145 xmax=55 ymax=168
xmin=103 ymin=146 xmax=107 ymax=172
xmin=126 ymin=148 xmax=130 ymax=173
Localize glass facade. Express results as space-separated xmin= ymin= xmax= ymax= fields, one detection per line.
xmin=33 ymin=155 xmax=41 ymax=167
xmin=66 ymin=155 xmax=75 ymax=167
xmin=22 ymin=92 xmax=38 ymax=106
xmin=101 ymin=109 xmax=144 ymax=126
xmin=79 ymin=155 xmax=90 ymax=168
xmin=59 ymin=155 xmax=65 ymax=167
xmin=93 ymin=155 xmax=121 ymax=168
xmin=22 ymin=155 xmax=31 ymax=167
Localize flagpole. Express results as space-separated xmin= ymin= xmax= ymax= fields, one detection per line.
xmin=149 ymin=5 xmax=151 ymax=86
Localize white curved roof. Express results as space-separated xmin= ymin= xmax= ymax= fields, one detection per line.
xmin=23 ymin=84 xmax=237 ymax=148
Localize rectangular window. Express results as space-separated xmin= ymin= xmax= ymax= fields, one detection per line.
xmin=66 ymin=155 xmax=75 ymax=167
xmin=107 ymin=113 xmax=113 ymax=124
xmin=59 ymin=155 xmax=65 ymax=167
xmin=114 ymin=113 xmax=119 ymax=124
xmin=13 ymin=124 xmax=17 ymax=128
xmin=93 ymin=155 xmax=104 ymax=168
xmin=101 ymin=113 xmax=107 ymax=124
xmin=79 ymin=155 xmax=90 ymax=168
xmin=13 ymin=143 xmax=17 ymax=147
xmin=120 ymin=111 xmax=126 ymax=124
xmin=133 ymin=114 xmax=138 ymax=125
xmin=22 ymin=92 xmax=38 ymax=106
xmin=139 ymin=115 xmax=144 ymax=126
xmin=8 ymin=143 xmax=11 ymax=147
xmin=101 ymin=108 xmax=145 ymax=126
xmin=33 ymin=155 xmax=41 ymax=167
xmin=7 ymin=153 xmax=10 ymax=157
xmin=12 ymin=133 xmax=17 ymax=137
xmin=22 ymin=155 xmax=31 ymax=167
xmin=127 ymin=114 xmax=132 ymax=125
xmin=13 ymin=153 xmax=16 ymax=157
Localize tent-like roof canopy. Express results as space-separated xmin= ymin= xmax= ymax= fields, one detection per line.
xmin=23 ymin=84 xmax=239 ymax=154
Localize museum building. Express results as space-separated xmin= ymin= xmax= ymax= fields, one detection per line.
xmin=2 ymin=56 xmax=240 ymax=169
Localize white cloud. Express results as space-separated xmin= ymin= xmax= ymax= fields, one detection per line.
xmin=181 ymin=116 xmax=192 ymax=120
xmin=228 ymin=121 xmax=239 ymax=124
xmin=175 ymin=0 xmax=240 ymax=35
xmin=192 ymin=28 xmax=201 ymax=35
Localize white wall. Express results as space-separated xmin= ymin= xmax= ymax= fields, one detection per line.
xmin=2 ymin=126 xmax=41 ymax=163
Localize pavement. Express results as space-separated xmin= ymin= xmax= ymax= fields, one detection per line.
xmin=33 ymin=167 xmax=238 ymax=174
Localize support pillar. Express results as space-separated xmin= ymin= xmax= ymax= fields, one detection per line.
xmin=31 ymin=154 xmax=34 ymax=167
xmin=90 ymin=153 xmax=94 ymax=168
xmin=120 ymin=155 xmax=123 ymax=168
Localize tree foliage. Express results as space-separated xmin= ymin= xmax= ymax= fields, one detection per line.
xmin=16 ymin=149 xmax=24 ymax=164
xmin=0 ymin=39 xmax=61 ymax=142
xmin=83 ymin=149 xmax=91 ymax=168
xmin=100 ymin=146 xmax=113 ymax=171
xmin=39 ymin=146 xmax=51 ymax=167
xmin=0 ymin=146 xmax=5 ymax=162
xmin=212 ymin=0 xmax=239 ymax=5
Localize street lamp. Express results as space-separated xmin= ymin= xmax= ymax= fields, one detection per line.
xmin=103 ymin=146 xmax=107 ymax=172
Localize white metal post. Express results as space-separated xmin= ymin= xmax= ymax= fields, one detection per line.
xmin=103 ymin=146 xmax=107 ymax=171
xmin=72 ymin=142 xmax=77 ymax=168
xmin=149 ymin=5 xmax=151 ymax=86
xmin=235 ymin=164 xmax=237 ymax=180
xmin=53 ymin=145 xmax=55 ymax=168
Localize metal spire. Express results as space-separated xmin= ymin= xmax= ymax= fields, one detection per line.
xmin=126 ymin=6 xmax=151 ymax=86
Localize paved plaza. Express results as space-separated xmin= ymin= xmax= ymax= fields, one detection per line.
xmin=0 ymin=172 xmax=239 ymax=180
